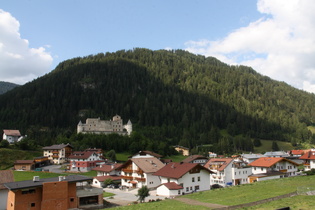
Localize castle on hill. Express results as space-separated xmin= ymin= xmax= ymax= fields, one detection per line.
xmin=77 ymin=115 xmax=132 ymax=136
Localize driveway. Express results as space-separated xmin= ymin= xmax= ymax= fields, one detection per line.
xmin=41 ymin=164 xmax=67 ymax=173
xmin=103 ymin=187 xmax=166 ymax=206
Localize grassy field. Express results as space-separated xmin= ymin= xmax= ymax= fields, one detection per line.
xmin=106 ymin=175 xmax=315 ymax=210
xmin=0 ymin=148 xmax=42 ymax=170
xmin=308 ymin=126 xmax=315 ymax=134
xmin=254 ymin=139 xmax=294 ymax=153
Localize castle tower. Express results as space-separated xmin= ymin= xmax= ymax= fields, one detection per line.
xmin=77 ymin=121 xmax=83 ymax=134
xmin=124 ymin=119 xmax=132 ymax=136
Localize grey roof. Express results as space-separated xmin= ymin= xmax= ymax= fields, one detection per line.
xmin=4 ymin=175 xmax=91 ymax=190
xmin=264 ymin=151 xmax=289 ymax=157
xmin=42 ymin=143 xmax=73 ymax=150
xmin=242 ymin=154 xmax=266 ymax=159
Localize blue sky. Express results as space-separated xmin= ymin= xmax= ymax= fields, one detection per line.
xmin=1 ymin=0 xmax=315 ymax=93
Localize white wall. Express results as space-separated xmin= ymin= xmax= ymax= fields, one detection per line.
xmin=0 ymin=190 xmax=8 ymax=210
xmin=156 ymin=185 xmax=182 ymax=197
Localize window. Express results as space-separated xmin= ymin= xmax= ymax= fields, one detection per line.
xmin=186 ymin=187 xmax=189 ymax=192
xmin=195 ymin=185 xmax=200 ymax=190
xmin=31 ymin=203 xmax=35 ymax=207
xmin=70 ymin=198 xmax=74 ymax=202
xmin=192 ymin=177 xmax=195 ymax=182
xmin=190 ymin=186 xmax=192 ymax=190
xmin=178 ymin=190 xmax=181 ymax=195
xmin=197 ymin=177 xmax=200 ymax=181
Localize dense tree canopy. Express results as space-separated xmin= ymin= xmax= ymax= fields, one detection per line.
xmin=0 ymin=48 xmax=314 ymax=155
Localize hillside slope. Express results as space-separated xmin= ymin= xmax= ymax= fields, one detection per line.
xmin=0 ymin=49 xmax=314 ymax=148
xmin=0 ymin=81 xmax=19 ymax=95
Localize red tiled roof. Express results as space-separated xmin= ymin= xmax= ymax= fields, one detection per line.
xmin=162 ymin=182 xmax=183 ymax=190
xmin=290 ymin=150 xmax=305 ymax=155
xmin=300 ymin=151 xmax=315 ymax=160
xmin=153 ymin=162 xmax=213 ymax=179
xmin=3 ymin=130 xmax=21 ymax=136
xmin=93 ymin=163 xmax=123 ymax=172
xmin=0 ymin=170 xmax=14 ymax=190
xmin=248 ymin=157 xmax=299 ymax=167
xmin=93 ymin=175 xmax=121 ymax=182
xmin=204 ymin=158 xmax=233 ymax=171
xmin=182 ymin=155 xmax=208 ymax=163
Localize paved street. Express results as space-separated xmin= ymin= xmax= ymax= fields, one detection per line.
xmin=41 ymin=164 xmax=67 ymax=173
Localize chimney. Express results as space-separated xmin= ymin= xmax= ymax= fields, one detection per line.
xmin=33 ymin=176 xmax=40 ymax=182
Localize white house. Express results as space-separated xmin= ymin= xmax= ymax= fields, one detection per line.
xmin=120 ymin=157 xmax=164 ymax=189
xmin=93 ymin=163 xmax=122 ymax=176
xmin=130 ymin=150 xmax=163 ymax=159
xmin=42 ymin=143 xmax=73 ymax=164
xmin=2 ymin=130 xmax=21 ymax=144
xmin=204 ymin=158 xmax=251 ymax=187
xmin=0 ymin=170 xmax=14 ymax=210
xmin=154 ymin=162 xmax=213 ymax=196
xmin=248 ymin=157 xmax=299 ymax=183
xmin=299 ymin=150 xmax=315 ymax=171
xmin=68 ymin=150 xmax=103 ymax=172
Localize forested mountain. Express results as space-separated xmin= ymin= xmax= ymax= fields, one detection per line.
xmin=0 ymin=81 xmax=19 ymax=95
xmin=0 ymin=49 xmax=314 ymax=154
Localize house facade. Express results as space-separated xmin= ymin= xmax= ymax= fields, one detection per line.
xmin=2 ymin=130 xmax=21 ymax=144
xmin=204 ymin=158 xmax=251 ymax=187
xmin=68 ymin=151 xmax=103 ymax=172
xmin=0 ymin=170 xmax=14 ymax=210
xmin=77 ymin=115 xmax=132 ymax=136
xmin=248 ymin=157 xmax=299 ymax=182
xmin=120 ymin=157 xmax=164 ymax=189
xmin=154 ymin=162 xmax=213 ymax=196
xmin=174 ymin=145 xmax=189 ymax=156
xmin=4 ymin=175 xmax=103 ymax=210
xmin=14 ymin=160 xmax=35 ymax=171
xmin=42 ymin=143 xmax=73 ymax=164
xmin=93 ymin=163 xmax=122 ymax=176
xmin=299 ymin=150 xmax=315 ymax=171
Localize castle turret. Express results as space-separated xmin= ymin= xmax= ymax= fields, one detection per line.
xmin=77 ymin=121 xmax=83 ymax=134
xmin=124 ymin=119 xmax=132 ymax=136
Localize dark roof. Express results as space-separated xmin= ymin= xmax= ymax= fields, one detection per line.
xmin=153 ymin=162 xmax=214 ymax=179
xmin=182 ymin=155 xmax=208 ymax=163
xmin=93 ymin=175 xmax=122 ymax=182
xmin=4 ymin=175 xmax=92 ymax=190
xmin=248 ymin=171 xmax=285 ymax=178
xmin=92 ymin=163 xmax=123 ymax=172
xmin=42 ymin=143 xmax=73 ymax=150
xmin=162 ymin=182 xmax=183 ymax=190
xmin=14 ymin=160 xmax=35 ymax=164
xmin=0 ymin=170 xmax=14 ymax=190
xmin=68 ymin=151 xmax=95 ymax=159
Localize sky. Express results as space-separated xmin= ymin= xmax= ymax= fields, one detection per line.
xmin=1 ymin=0 xmax=315 ymax=93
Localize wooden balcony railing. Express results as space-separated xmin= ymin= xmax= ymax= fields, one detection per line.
xmin=135 ymin=177 xmax=146 ymax=182
xmin=121 ymin=176 xmax=133 ymax=180
xmin=122 ymin=169 xmax=133 ymax=173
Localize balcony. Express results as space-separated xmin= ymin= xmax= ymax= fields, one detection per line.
xmin=122 ymin=169 xmax=133 ymax=173
xmin=136 ymin=170 xmax=144 ymax=175
xmin=135 ymin=177 xmax=146 ymax=182
xmin=52 ymin=155 xmax=59 ymax=158
xmin=52 ymin=151 xmax=59 ymax=154
xmin=121 ymin=176 xmax=133 ymax=180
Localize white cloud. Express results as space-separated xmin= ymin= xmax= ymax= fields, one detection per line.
xmin=185 ymin=0 xmax=315 ymax=93
xmin=0 ymin=9 xmax=53 ymax=85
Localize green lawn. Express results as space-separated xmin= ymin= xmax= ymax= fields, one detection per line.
xmin=164 ymin=154 xmax=186 ymax=162
xmin=103 ymin=191 xmax=115 ymax=197
xmin=242 ymin=195 xmax=315 ymax=210
xmin=183 ymin=175 xmax=315 ymax=206
xmin=116 ymin=152 xmax=132 ymax=162
xmin=13 ymin=169 xmax=97 ymax=182
xmin=254 ymin=139 xmax=294 ymax=153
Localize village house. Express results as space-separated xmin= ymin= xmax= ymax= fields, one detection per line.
xmin=204 ymin=158 xmax=252 ymax=187
xmin=289 ymin=150 xmax=307 ymax=157
xmin=14 ymin=160 xmax=35 ymax=171
xmin=248 ymin=157 xmax=299 ymax=183
xmin=154 ymin=162 xmax=213 ymax=197
xmin=2 ymin=130 xmax=21 ymax=144
xmin=93 ymin=163 xmax=122 ymax=176
xmin=181 ymin=155 xmax=208 ymax=166
xmin=0 ymin=170 xmax=14 ymax=210
xmin=129 ymin=150 xmax=163 ymax=159
xmin=4 ymin=175 xmax=103 ymax=210
xmin=92 ymin=175 xmax=122 ymax=188
xmin=68 ymin=150 xmax=104 ymax=172
xmin=77 ymin=115 xmax=132 ymax=136
xmin=299 ymin=150 xmax=315 ymax=171
xmin=42 ymin=143 xmax=73 ymax=164
xmin=120 ymin=157 xmax=164 ymax=189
